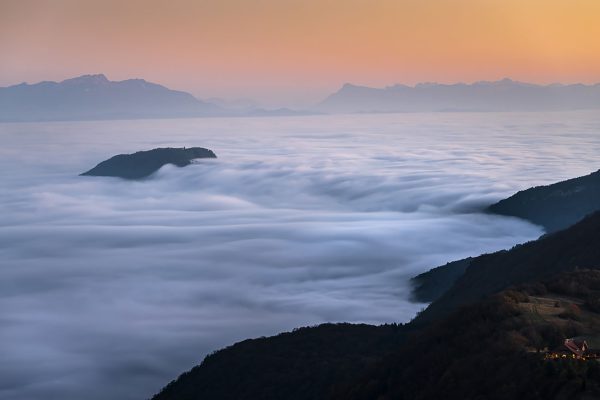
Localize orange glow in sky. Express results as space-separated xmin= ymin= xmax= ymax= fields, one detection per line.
xmin=1 ymin=0 xmax=600 ymax=106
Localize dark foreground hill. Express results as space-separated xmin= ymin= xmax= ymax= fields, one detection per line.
xmin=152 ymin=324 xmax=407 ymax=400
xmin=335 ymin=270 xmax=600 ymax=400
xmin=151 ymin=210 xmax=600 ymax=400
xmin=488 ymin=169 xmax=600 ymax=233
xmin=81 ymin=147 xmax=216 ymax=179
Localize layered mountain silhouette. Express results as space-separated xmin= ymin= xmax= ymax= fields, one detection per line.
xmin=152 ymin=323 xmax=406 ymax=400
xmin=4 ymin=75 xmax=599 ymax=121
xmin=81 ymin=147 xmax=216 ymax=179
xmin=0 ymin=74 xmax=313 ymax=121
xmin=0 ymin=74 xmax=223 ymax=121
xmin=317 ymin=79 xmax=600 ymax=113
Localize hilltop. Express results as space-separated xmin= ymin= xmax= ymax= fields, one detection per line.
xmin=81 ymin=147 xmax=216 ymax=179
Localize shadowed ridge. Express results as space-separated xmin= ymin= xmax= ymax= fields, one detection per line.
xmin=410 ymin=168 xmax=600 ymax=306
xmin=151 ymin=323 xmax=406 ymax=400
xmin=413 ymin=210 xmax=600 ymax=325
xmin=488 ymin=169 xmax=600 ymax=233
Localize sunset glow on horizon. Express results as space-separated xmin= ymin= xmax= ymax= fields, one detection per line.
xmin=2 ymin=0 xmax=600 ymax=106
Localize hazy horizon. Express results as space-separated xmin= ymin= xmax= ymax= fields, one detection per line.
xmin=3 ymin=73 xmax=600 ymax=108
xmin=2 ymin=0 xmax=600 ymax=107
xmin=3 ymin=73 xmax=600 ymax=111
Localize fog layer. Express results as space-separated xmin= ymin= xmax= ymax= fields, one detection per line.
xmin=1 ymin=112 xmax=599 ymax=400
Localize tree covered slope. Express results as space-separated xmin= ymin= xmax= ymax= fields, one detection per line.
xmin=336 ymin=270 xmax=600 ymax=400
xmin=151 ymin=324 xmax=406 ymax=400
xmin=414 ymin=211 xmax=600 ymax=325
xmin=488 ymin=169 xmax=600 ymax=233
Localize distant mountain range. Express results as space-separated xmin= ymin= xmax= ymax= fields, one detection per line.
xmin=3 ymin=75 xmax=600 ymax=121
xmin=0 ymin=74 xmax=311 ymax=122
xmin=0 ymin=74 xmax=220 ymax=121
xmin=317 ymin=79 xmax=600 ymax=113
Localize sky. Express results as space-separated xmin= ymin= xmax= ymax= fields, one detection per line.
xmin=1 ymin=0 xmax=600 ymax=106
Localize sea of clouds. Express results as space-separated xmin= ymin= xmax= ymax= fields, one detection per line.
xmin=1 ymin=111 xmax=600 ymax=400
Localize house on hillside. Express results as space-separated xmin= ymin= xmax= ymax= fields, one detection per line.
xmin=564 ymin=338 xmax=588 ymax=357
xmin=546 ymin=337 xmax=600 ymax=360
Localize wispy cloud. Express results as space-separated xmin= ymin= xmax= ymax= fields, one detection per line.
xmin=1 ymin=112 xmax=599 ymax=399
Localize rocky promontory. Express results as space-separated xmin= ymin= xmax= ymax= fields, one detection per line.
xmin=80 ymin=147 xmax=216 ymax=179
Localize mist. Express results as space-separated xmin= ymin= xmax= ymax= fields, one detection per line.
xmin=2 ymin=112 xmax=600 ymax=400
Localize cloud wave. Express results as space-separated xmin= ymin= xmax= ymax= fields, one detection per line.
xmin=1 ymin=112 xmax=599 ymax=399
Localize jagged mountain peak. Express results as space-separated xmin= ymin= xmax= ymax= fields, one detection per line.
xmin=61 ymin=74 xmax=110 ymax=85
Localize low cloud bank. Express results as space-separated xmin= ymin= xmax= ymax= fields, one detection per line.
xmin=1 ymin=112 xmax=599 ymax=399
